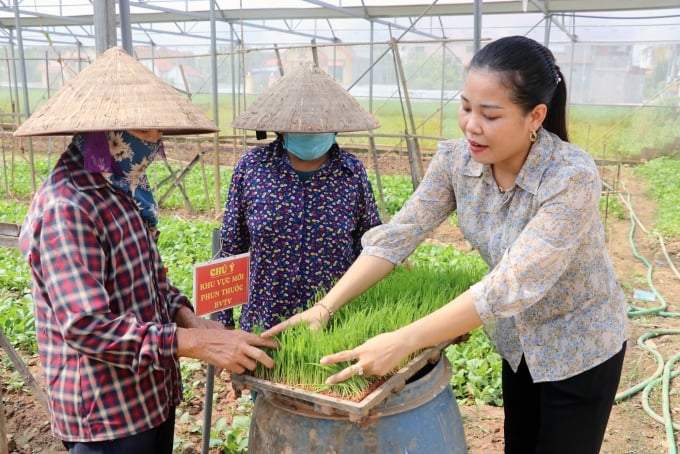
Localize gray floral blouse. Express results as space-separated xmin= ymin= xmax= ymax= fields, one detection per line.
xmin=361 ymin=128 xmax=628 ymax=382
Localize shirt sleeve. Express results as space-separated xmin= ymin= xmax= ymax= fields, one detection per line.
xmin=471 ymin=164 xmax=602 ymax=321
xmin=220 ymin=159 xmax=251 ymax=257
xmin=38 ymin=201 xmax=177 ymax=373
xmin=164 ymin=276 xmax=194 ymax=322
xmin=361 ymin=144 xmax=457 ymax=264
xmin=217 ymin=158 xmax=250 ymax=327
xmin=351 ymin=165 xmax=382 ymax=259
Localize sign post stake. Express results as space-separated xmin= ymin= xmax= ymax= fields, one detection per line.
xmin=201 ymin=228 xmax=220 ymax=454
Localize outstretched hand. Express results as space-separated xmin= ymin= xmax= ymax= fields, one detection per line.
xmin=320 ymin=331 xmax=410 ymax=384
xmin=261 ymin=304 xmax=331 ymax=338
xmin=177 ymin=327 xmax=278 ymax=374
xmin=175 ymin=306 xmax=256 ymax=376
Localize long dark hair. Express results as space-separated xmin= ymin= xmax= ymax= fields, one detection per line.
xmin=468 ymin=35 xmax=568 ymax=142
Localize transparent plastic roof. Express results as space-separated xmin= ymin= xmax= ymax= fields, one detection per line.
xmin=0 ymin=1 xmax=677 ymax=49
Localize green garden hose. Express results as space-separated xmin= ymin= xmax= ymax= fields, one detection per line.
xmin=609 ymin=184 xmax=679 ymax=454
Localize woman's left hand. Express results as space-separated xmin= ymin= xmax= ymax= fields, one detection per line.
xmin=261 ymin=304 xmax=331 ymax=337
xmin=320 ymin=331 xmax=410 ymax=384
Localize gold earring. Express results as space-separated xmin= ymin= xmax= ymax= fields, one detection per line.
xmin=529 ymin=130 xmax=538 ymax=143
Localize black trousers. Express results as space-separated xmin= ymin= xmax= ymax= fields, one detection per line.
xmin=502 ymin=343 xmax=626 ymax=454
xmin=62 ymin=407 xmax=175 ymax=454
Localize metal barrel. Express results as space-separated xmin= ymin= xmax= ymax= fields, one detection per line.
xmin=248 ymin=355 xmax=467 ymax=454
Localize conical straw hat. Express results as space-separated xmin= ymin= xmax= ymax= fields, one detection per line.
xmin=232 ymin=61 xmax=380 ymax=133
xmin=14 ymin=46 xmax=218 ymax=137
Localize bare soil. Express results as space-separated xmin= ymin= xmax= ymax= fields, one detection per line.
xmin=1 ymin=147 xmax=679 ymax=453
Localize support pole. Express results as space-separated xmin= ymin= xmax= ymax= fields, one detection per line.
xmin=93 ymin=0 xmax=117 ymax=55
xmin=156 ymin=153 xmax=201 ymax=213
xmin=473 ymin=0 xmax=482 ymax=53
xmin=118 ymin=0 xmax=133 ymax=54
xmin=0 ymin=384 xmax=6 ymax=454
xmin=274 ymin=44 xmax=284 ymax=76
xmin=209 ymin=0 xmax=221 ymax=217
xmin=311 ymin=38 xmax=319 ymax=67
xmin=155 ymin=156 xmax=197 ymax=214
xmin=200 ymin=228 xmax=222 ymax=454
xmin=390 ymin=38 xmax=424 ymax=189
xmin=439 ymin=43 xmax=446 ymax=138
xmin=0 ymin=330 xmax=50 ymax=415
xmin=0 ymin=228 xmax=50 ymax=419
xmin=369 ymin=133 xmax=386 ymax=219
xmin=12 ymin=1 xmax=35 ymax=193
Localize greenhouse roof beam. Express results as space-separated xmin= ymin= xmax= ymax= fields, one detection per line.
xmin=235 ymin=19 xmax=338 ymax=43
xmin=174 ymin=2 xmax=679 ymax=19
xmin=337 ymin=1 xmax=680 ymax=16
xmin=300 ymin=0 xmax=444 ymax=39
xmin=5 ymin=20 xmax=234 ymax=46
xmin=9 ymin=24 xmax=228 ymax=48
xmin=131 ymin=1 xmax=339 ymax=43
xmin=0 ymin=1 xmax=677 ymax=49
xmin=0 ymin=28 xmax=80 ymax=48
xmin=128 ymin=24 xmax=232 ymax=44
xmin=326 ymin=18 xmax=339 ymax=43
xmin=0 ymin=8 xmax=91 ymax=28
xmin=1 ymin=2 xmax=678 ymax=29
xmin=528 ymin=0 xmax=577 ymax=42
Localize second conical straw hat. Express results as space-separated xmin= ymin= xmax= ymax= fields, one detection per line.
xmin=232 ymin=61 xmax=380 ymax=133
xmin=14 ymin=46 xmax=219 ymax=137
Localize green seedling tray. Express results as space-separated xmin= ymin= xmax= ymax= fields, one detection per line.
xmin=232 ymin=339 xmax=459 ymax=423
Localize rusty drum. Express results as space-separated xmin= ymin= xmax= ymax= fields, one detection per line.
xmin=248 ymin=355 xmax=467 ymax=453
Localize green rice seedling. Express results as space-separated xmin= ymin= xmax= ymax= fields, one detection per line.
xmin=251 ymin=263 xmax=484 ymax=400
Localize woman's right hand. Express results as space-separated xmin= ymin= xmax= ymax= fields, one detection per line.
xmin=320 ymin=330 xmax=411 ymax=384
xmin=261 ymin=303 xmax=331 ymax=338
xmin=262 ymin=256 xmax=396 ymax=338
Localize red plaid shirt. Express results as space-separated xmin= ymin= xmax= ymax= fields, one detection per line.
xmin=19 ymin=143 xmax=191 ymax=442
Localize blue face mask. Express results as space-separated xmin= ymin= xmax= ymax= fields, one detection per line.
xmin=283 ymin=133 xmax=336 ymax=161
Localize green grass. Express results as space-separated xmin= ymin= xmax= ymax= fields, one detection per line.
xmin=370 ymin=173 xmax=413 ymax=216
xmin=156 ymin=215 xmax=220 ymax=296
xmin=2 ymin=91 xmax=678 ymax=160
xmin=209 ymin=96 xmax=680 ymax=160
xmin=632 ymin=157 xmax=680 ymax=237
xmin=0 ymin=200 xmax=28 ymax=223
xmin=600 ymin=191 xmax=628 ymax=221
xmin=568 ymin=105 xmax=680 ymax=161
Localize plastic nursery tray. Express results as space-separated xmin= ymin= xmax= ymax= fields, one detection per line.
xmin=232 ymin=339 xmax=459 ymax=423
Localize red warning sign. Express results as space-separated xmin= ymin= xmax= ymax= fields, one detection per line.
xmin=193 ymin=253 xmax=250 ymax=316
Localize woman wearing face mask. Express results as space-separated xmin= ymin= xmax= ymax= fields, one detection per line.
xmin=17 ymin=47 xmax=278 ymax=453
xmin=216 ymin=61 xmax=382 ymax=332
xmin=76 ymin=129 xmax=165 ymax=237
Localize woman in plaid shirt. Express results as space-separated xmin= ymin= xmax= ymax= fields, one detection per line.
xmin=16 ymin=47 xmax=277 ymax=453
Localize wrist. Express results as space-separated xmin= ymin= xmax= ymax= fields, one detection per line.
xmin=174 ymin=306 xmax=192 ymax=327
xmin=175 ymin=327 xmax=196 ymax=358
xmin=314 ymin=301 xmax=334 ymax=320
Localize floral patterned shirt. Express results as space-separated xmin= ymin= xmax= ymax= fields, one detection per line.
xmin=217 ymin=139 xmax=381 ymax=331
xmin=361 ymin=128 xmax=628 ymax=382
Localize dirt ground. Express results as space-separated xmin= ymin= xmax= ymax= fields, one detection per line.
xmin=1 ymin=146 xmax=679 ymax=453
